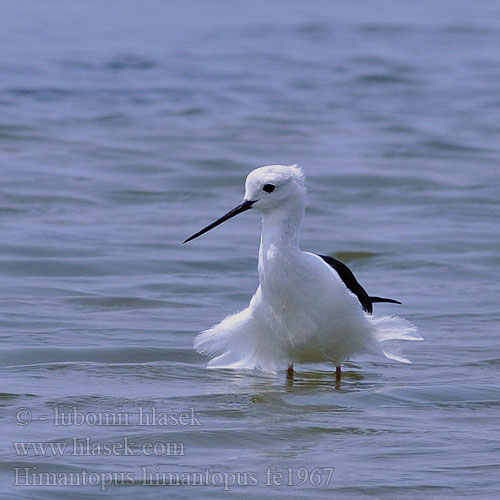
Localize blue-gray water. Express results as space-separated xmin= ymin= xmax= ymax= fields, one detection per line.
xmin=1 ymin=1 xmax=499 ymax=498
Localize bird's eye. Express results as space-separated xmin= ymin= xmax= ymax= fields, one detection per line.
xmin=263 ymin=184 xmax=276 ymax=193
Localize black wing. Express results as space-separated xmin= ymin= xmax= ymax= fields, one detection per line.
xmin=317 ymin=254 xmax=401 ymax=315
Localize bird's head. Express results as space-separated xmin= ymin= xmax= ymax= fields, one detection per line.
xmin=184 ymin=164 xmax=305 ymax=243
xmin=244 ymin=164 xmax=306 ymax=214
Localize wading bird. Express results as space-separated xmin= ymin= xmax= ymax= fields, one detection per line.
xmin=184 ymin=165 xmax=420 ymax=382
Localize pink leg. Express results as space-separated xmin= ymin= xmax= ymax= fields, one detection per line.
xmin=335 ymin=365 xmax=341 ymax=389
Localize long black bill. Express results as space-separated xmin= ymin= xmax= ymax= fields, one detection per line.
xmin=183 ymin=200 xmax=255 ymax=243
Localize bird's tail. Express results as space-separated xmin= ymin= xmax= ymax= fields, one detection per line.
xmin=368 ymin=314 xmax=422 ymax=363
xmin=370 ymin=296 xmax=402 ymax=305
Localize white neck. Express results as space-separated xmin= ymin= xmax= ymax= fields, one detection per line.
xmin=258 ymin=202 xmax=304 ymax=276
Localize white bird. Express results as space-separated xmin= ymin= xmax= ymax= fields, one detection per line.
xmin=184 ymin=165 xmax=420 ymax=381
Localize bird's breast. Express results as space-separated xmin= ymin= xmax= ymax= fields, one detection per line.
xmin=258 ymin=247 xmax=313 ymax=310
